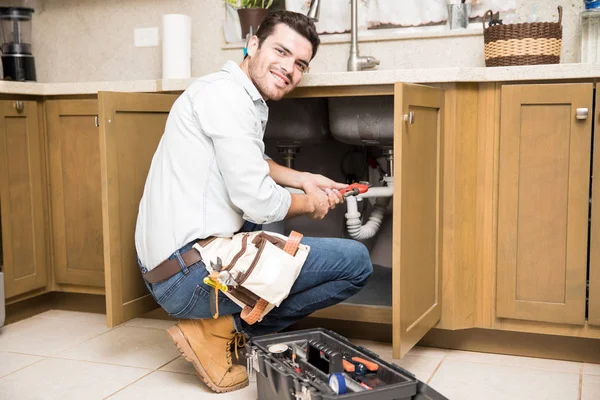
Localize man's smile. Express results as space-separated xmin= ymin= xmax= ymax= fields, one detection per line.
xmin=270 ymin=70 xmax=290 ymax=86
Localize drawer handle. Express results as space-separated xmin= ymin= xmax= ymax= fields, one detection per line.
xmin=14 ymin=101 xmax=24 ymax=113
xmin=576 ymin=108 xmax=588 ymax=120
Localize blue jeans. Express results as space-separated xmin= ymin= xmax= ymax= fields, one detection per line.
xmin=137 ymin=225 xmax=373 ymax=337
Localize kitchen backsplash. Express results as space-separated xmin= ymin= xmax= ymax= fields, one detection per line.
xmin=31 ymin=0 xmax=583 ymax=83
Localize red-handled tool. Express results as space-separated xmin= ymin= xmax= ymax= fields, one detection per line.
xmin=342 ymin=359 xmax=355 ymax=373
xmin=351 ymin=357 xmax=379 ymax=372
xmin=340 ymin=183 xmax=369 ymax=198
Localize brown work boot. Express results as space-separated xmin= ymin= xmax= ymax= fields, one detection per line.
xmin=167 ymin=316 xmax=249 ymax=393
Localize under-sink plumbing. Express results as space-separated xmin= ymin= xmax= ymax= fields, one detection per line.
xmin=344 ymin=148 xmax=393 ymax=240
xmin=276 ymin=145 xmax=300 ymax=169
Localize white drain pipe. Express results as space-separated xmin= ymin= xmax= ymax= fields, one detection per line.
xmin=345 ymin=181 xmax=393 ymax=240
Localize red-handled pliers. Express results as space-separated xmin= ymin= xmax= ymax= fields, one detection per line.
xmin=339 ymin=183 xmax=369 ymax=198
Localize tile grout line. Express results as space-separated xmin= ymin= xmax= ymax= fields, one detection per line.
xmin=156 ymin=369 xmax=197 ymax=376
xmin=578 ymin=363 xmax=583 ymax=400
xmin=104 ymin=368 xmax=213 ymax=399
xmin=5 ymin=314 xmax=121 ymax=358
xmin=48 ymin=355 xmax=158 ymax=370
xmin=31 ymin=311 xmax=175 ymax=329
xmin=46 ymin=323 xmax=168 ymax=357
xmin=47 ymin=327 xmax=118 ymax=357
xmin=425 ymin=352 xmax=449 ymax=385
xmin=440 ymin=354 xmax=584 ymax=375
xmin=0 ymin=349 xmax=50 ymax=357
xmin=453 ymin=360 xmax=582 ymax=375
xmin=0 ymin=356 xmax=48 ymax=380
xmin=155 ymin=355 xmax=183 ymax=371
xmin=103 ymin=369 xmax=155 ymax=399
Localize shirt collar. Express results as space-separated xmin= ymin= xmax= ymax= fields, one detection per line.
xmin=221 ymin=60 xmax=265 ymax=104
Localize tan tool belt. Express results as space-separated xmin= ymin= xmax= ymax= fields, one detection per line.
xmin=194 ymin=230 xmax=309 ymax=325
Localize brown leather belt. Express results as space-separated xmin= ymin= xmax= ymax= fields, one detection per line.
xmin=143 ymin=237 xmax=216 ymax=284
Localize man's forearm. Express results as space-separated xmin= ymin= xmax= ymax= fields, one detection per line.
xmin=284 ymin=193 xmax=314 ymax=219
xmin=266 ymin=159 xmax=307 ymax=189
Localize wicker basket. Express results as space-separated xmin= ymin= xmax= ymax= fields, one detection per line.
xmin=483 ymin=6 xmax=563 ymax=67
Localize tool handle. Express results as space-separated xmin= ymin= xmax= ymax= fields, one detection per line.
xmin=340 ymin=183 xmax=369 ymax=196
xmin=352 ymin=357 xmax=378 ymax=371
xmin=203 ymin=276 xmax=228 ymax=292
xmin=342 ymin=359 xmax=355 ymax=373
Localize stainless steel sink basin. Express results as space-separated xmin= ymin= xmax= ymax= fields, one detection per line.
xmin=264 ymin=98 xmax=330 ymax=145
xmin=328 ymin=96 xmax=394 ymax=146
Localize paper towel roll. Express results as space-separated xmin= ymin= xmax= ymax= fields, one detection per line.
xmin=162 ymin=14 xmax=192 ymax=79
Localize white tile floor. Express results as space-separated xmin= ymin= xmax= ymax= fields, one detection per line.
xmin=1 ymin=310 xmax=599 ymax=399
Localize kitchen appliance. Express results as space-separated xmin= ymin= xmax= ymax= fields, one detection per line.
xmin=0 ymin=7 xmax=36 ymax=81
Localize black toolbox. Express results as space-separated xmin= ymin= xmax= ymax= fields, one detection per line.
xmin=246 ymin=328 xmax=448 ymax=400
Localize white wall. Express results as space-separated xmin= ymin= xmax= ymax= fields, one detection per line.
xmin=31 ymin=0 xmax=584 ymax=83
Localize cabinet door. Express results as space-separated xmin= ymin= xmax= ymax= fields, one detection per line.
xmin=99 ymin=92 xmax=178 ymax=327
xmin=392 ymin=83 xmax=444 ymax=358
xmin=497 ymin=84 xmax=592 ymax=325
xmin=0 ymin=100 xmax=47 ymax=298
xmin=47 ymin=100 xmax=104 ymax=288
xmin=589 ymin=84 xmax=600 ymax=326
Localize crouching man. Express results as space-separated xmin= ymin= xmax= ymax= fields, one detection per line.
xmin=135 ymin=11 xmax=373 ymax=393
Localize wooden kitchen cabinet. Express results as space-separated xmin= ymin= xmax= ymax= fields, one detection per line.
xmin=588 ymin=84 xmax=600 ymax=326
xmin=99 ymin=92 xmax=178 ymax=327
xmin=0 ymin=100 xmax=48 ymax=299
xmin=496 ymin=83 xmax=593 ymax=325
xmin=46 ymin=99 xmax=105 ymax=288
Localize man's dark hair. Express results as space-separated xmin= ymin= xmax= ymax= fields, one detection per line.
xmin=255 ymin=10 xmax=320 ymax=60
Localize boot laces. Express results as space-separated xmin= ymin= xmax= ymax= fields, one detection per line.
xmin=212 ymin=332 xmax=248 ymax=362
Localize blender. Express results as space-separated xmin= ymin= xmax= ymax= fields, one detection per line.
xmin=0 ymin=7 xmax=36 ymax=81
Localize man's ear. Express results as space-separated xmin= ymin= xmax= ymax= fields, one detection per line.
xmin=247 ymin=35 xmax=260 ymax=57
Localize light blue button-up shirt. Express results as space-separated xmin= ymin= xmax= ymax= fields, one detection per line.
xmin=135 ymin=61 xmax=292 ymax=269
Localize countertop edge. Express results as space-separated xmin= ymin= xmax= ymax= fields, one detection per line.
xmin=0 ymin=64 xmax=598 ymax=96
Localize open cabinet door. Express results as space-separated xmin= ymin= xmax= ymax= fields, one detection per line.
xmin=590 ymin=84 xmax=600 ymax=326
xmin=392 ymin=83 xmax=444 ymax=358
xmin=98 ymin=92 xmax=179 ymax=327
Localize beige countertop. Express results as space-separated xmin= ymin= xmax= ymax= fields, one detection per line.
xmin=1 ymin=64 xmax=598 ymax=96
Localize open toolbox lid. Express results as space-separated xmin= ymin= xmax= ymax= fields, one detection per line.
xmin=246 ymin=328 xmax=448 ymax=400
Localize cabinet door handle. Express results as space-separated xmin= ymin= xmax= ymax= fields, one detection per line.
xmin=14 ymin=101 xmax=24 ymax=113
xmin=403 ymin=111 xmax=415 ymax=124
xmin=94 ymin=116 xmax=99 ymax=127
xmin=576 ymin=108 xmax=588 ymax=120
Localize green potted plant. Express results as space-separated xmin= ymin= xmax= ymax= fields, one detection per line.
xmin=226 ymin=0 xmax=274 ymax=39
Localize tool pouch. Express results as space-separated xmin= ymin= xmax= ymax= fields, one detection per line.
xmin=194 ymin=230 xmax=309 ymax=324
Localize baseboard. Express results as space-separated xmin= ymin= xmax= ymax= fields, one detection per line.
xmin=420 ymin=328 xmax=600 ymax=364
xmin=4 ymin=292 xmax=106 ymax=325
xmin=51 ymin=292 xmax=106 ymax=314
xmin=5 ymin=292 xmax=56 ymax=325
xmin=289 ymin=317 xmax=393 ymax=343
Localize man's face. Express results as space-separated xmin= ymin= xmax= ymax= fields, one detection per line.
xmin=245 ymin=24 xmax=312 ymax=101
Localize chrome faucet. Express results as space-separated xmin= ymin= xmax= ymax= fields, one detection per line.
xmin=347 ymin=0 xmax=380 ymax=71
xmin=307 ymin=0 xmax=321 ymax=22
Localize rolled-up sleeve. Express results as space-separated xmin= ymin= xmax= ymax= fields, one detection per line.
xmin=193 ymin=80 xmax=291 ymax=224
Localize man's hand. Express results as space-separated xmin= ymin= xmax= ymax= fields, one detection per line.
xmin=302 ymin=172 xmax=347 ymax=191
xmin=301 ymin=173 xmax=346 ymax=209
xmin=303 ymin=181 xmax=331 ymax=220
